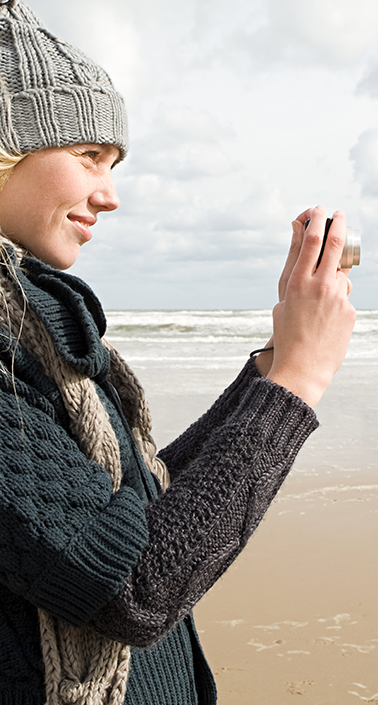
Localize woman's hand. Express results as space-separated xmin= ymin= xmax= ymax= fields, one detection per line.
xmin=266 ymin=205 xmax=356 ymax=407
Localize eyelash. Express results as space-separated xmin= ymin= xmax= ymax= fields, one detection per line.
xmin=78 ymin=148 xmax=118 ymax=169
xmin=82 ymin=150 xmax=100 ymax=161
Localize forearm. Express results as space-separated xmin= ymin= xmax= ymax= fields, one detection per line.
xmin=92 ymin=377 xmax=318 ymax=646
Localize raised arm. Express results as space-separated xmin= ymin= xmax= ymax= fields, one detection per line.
xmin=93 ymin=376 xmax=317 ymax=646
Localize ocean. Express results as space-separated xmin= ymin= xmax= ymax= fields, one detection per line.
xmin=105 ymin=309 xmax=378 ymax=451
xmin=105 ymin=308 xmax=378 ymax=382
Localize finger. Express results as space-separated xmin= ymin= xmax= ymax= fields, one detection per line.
xmin=294 ymin=205 xmax=327 ymax=273
xmin=316 ymin=210 xmax=346 ymax=276
xmin=294 ymin=206 xmax=315 ymax=226
xmin=278 ymin=219 xmax=304 ymax=301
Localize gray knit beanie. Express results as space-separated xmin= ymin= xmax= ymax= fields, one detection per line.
xmin=0 ymin=0 xmax=128 ymax=159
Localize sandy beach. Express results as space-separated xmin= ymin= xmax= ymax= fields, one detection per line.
xmin=145 ymin=360 xmax=378 ymax=704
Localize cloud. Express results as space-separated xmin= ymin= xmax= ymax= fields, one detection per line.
xmin=357 ymin=62 xmax=378 ymax=101
xmin=350 ymin=128 xmax=378 ymax=198
xmin=85 ymin=160 xmax=289 ymax=277
xmin=152 ymin=105 xmax=231 ymax=143
xmin=130 ymin=136 xmax=240 ymax=181
xmin=34 ymin=0 xmax=378 ymax=91
xmin=346 ymin=130 xmax=378 ymax=307
xmin=127 ymin=105 xmax=239 ymax=180
xmin=265 ymin=0 xmax=378 ymax=66
xmin=196 ymin=0 xmax=378 ymax=71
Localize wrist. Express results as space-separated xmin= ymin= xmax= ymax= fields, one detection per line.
xmin=255 ymin=350 xmax=274 ymax=377
xmin=253 ymin=338 xmax=274 ymax=377
xmin=266 ymin=366 xmax=327 ymax=408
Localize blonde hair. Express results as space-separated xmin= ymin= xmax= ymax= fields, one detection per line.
xmin=0 ymin=145 xmax=28 ymax=191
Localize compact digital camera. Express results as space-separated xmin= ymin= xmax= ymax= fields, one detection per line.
xmin=304 ymin=217 xmax=361 ymax=268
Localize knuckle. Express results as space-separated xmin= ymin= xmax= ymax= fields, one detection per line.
xmin=317 ymin=281 xmax=332 ymax=298
xmin=289 ymin=273 xmax=306 ymax=294
xmin=304 ymin=230 xmax=322 ymax=249
xmin=328 ymin=234 xmax=344 ymax=252
xmin=289 ymin=238 xmax=300 ymax=254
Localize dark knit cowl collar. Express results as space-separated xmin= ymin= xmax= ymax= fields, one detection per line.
xmin=1 ymin=244 xmax=110 ymax=381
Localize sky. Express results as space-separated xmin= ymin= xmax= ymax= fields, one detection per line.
xmin=33 ymin=0 xmax=378 ymax=309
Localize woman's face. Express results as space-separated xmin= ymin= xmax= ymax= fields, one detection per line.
xmin=0 ymin=143 xmax=120 ymax=270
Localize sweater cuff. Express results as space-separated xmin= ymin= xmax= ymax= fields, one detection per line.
xmin=26 ymin=486 xmax=149 ymax=626
xmin=235 ymin=376 xmax=319 ymax=465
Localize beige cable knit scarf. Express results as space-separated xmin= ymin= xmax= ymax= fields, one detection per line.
xmin=0 ymin=240 xmax=169 ymax=705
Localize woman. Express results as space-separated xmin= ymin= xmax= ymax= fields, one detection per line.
xmin=0 ymin=2 xmax=356 ymax=704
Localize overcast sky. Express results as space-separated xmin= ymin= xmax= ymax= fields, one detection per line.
xmin=33 ymin=0 xmax=378 ymax=309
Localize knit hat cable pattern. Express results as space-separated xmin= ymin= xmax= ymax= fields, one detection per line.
xmin=0 ymin=241 xmax=169 ymax=704
xmin=0 ymin=0 xmax=128 ymax=158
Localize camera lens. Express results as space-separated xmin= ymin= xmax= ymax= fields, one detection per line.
xmin=340 ymin=228 xmax=360 ymax=268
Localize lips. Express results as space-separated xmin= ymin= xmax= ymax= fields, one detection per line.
xmin=67 ymin=214 xmax=96 ymax=242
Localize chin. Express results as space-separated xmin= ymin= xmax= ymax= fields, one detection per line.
xmin=44 ymin=248 xmax=81 ymax=271
xmin=53 ymin=259 xmax=78 ymax=271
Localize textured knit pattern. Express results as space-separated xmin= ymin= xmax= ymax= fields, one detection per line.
xmin=103 ymin=339 xmax=170 ymax=491
xmin=93 ymin=373 xmax=318 ymax=647
xmin=0 ymin=0 xmax=128 ymax=157
xmin=0 ymin=249 xmax=130 ymax=703
xmin=0 ymin=239 xmax=167 ymax=703
xmin=0 ymin=243 xmax=319 ymax=704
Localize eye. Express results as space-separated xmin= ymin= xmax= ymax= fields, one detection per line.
xmin=82 ymin=150 xmax=100 ymax=162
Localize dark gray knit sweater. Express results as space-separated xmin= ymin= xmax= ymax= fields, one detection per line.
xmin=0 ymin=252 xmax=318 ymax=704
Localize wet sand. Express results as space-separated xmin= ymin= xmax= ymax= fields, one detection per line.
xmin=144 ymin=360 xmax=378 ymax=704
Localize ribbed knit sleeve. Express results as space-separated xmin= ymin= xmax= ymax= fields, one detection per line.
xmin=93 ymin=376 xmax=318 ymax=646
xmin=0 ymin=386 xmax=149 ymax=626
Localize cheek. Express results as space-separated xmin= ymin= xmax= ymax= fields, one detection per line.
xmin=26 ymin=179 xmax=76 ymax=226
xmin=0 ymin=156 xmax=89 ymax=242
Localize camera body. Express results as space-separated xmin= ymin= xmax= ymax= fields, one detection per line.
xmin=304 ymin=217 xmax=361 ymax=268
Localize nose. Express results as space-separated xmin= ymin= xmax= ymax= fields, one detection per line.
xmin=89 ymin=172 xmax=120 ymax=212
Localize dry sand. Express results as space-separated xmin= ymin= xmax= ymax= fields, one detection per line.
xmin=194 ymin=467 xmax=378 ymax=704
xmin=145 ymin=360 xmax=378 ymax=704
